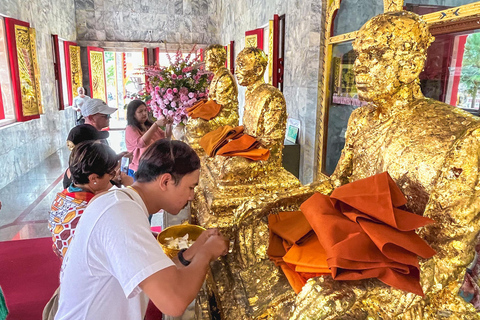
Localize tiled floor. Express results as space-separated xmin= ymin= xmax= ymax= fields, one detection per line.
xmin=0 ymin=129 xmax=163 ymax=242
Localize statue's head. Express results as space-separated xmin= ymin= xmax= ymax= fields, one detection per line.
xmin=235 ymin=47 xmax=268 ymax=86
xmin=205 ymin=44 xmax=227 ymax=72
xmin=353 ymin=11 xmax=434 ymax=102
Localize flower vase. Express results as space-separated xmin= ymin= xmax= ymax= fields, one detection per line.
xmin=173 ymin=123 xmax=185 ymax=141
xmin=165 ymin=123 xmax=173 ymax=140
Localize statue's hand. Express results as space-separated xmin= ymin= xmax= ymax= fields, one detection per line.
xmin=233 ymin=193 xmax=280 ymax=225
xmin=309 ymin=176 xmax=334 ymax=195
xmin=290 ymin=277 xmax=367 ymax=320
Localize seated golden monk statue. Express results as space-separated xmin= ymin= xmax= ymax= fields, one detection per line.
xmin=196 ymin=11 xmax=480 ymax=319
xmin=193 ymin=47 xmax=301 ymax=230
xmin=185 ymin=44 xmax=239 ymax=154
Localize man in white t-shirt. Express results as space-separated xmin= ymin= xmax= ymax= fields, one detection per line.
xmin=55 ymin=140 xmax=228 ymax=319
xmin=72 ymin=87 xmax=91 ymax=125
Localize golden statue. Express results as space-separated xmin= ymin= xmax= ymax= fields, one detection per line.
xmin=197 ymin=11 xmax=480 ymax=319
xmin=193 ymin=47 xmax=301 ymax=231
xmin=185 ymin=44 xmax=239 ymax=154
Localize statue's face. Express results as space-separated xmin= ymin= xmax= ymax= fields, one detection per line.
xmin=353 ymin=29 xmax=402 ymax=102
xmin=235 ymin=52 xmax=260 ymax=86
xmin=205 ymin=49 xmax=222 ymax=72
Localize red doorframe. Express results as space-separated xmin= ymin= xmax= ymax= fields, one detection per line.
xmin=449 ymin=34 xmax=468 ymax=106
xmin=52 ymin=35 xmax=64 ymax=110
xmin=144 ymin=47 xmax=149 ymax=89
xmin=4 ymin=17 xmax=40 ymax=122
xmin=0 ymin=86 xmax=4 ymax=120
xmin=154 ymin=47 xmax=160 ymax=65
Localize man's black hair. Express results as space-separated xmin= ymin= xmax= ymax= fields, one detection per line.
xmin=69 ymin=141 xmax=118 ymax=185
xmin=135 ymin=139 xmax=200 ymax=184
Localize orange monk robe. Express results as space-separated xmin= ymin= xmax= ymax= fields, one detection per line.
xmin=300 ymin=172 xmax=436 ymax=296
xmin=217 ymin=134 xmax=270 ymax=161
xmin=267 ymin=211 xmax=330 ymax=294
xmin=268 ymin=172 xmax=436 ymax=296
xmin=186 ymin=99 xmax=222 ymax=120
xmin=199 ymin=125 xmax=270 ymax=161
xmin=199 ymin=125 xmax=244 ymax=156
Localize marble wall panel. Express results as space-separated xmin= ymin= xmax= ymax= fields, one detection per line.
xmin=212 ymin=0 xmax=324 ymax=183
xmin=75 ymin=0 xmax=219 ymax=44
xmin=0 ymin=0 xmax=77 ymax=189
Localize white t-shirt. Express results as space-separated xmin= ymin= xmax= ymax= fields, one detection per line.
xmin=55 ymin=188 xmax=174 ymax=320
xmin=72 ymin=95 xmax=91 ymax=111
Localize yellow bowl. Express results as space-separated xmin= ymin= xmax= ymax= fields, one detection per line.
xmin=157 ymin=224 xmax=206 ymax=259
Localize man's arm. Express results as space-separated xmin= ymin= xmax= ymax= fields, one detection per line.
xmin=139 ymin=234 xmax=227 ymax=317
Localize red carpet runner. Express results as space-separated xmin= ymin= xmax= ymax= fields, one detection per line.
xmin=0 ymin=237 xmax=61 ymax=320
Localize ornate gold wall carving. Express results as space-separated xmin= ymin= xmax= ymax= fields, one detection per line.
xmin=89 ymin=51 xmax=106 ymax=100
xmin=14 ymin=24 xmax=39 ymax=117
xmin=423 ymin=2 xmax=480 ymax=25
xmin=383 ymin=0 xmax=403 ymax=12
xmin=245 ymin=34 xmax=258 ymax=48
xmin=69 ymin=45 xmax=82 ymax=99
xmin=28 ymin=28 xmax=42 ymax=114
xmin=268 ymin=20 xmax=274 ymax=84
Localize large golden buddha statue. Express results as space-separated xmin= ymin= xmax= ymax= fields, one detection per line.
xmin=197 ymin=11 xmax=480 ymax=319
xmin=185 ymin=44 xmax=239 ymax=154
xmin=193 ymin=47 xmax=301 ymax=230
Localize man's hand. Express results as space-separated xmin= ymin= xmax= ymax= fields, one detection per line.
xmin=202 ymin=234 xmax=229 ymax=260
xmin=184 ymin=228 xmax=224 ymax=261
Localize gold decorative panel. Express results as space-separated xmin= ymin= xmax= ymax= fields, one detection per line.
xmin=268 ymin=20 xmax=274 ymax=84
xmin=69 ymin=45 xmax=82 ymax=101
xmin=422 ymin=2 xmax=480 ymax=25
xmin=383 ymin=0 xmax=403 ymax=12
xmin=89 ymin=50 xmax=106 ymax=100
xmin=14 ymin=24 xmax=39 ymax=117
xmin=245 ymin=35 xmax=258 ymax=48
xmin=226 ymin=43 xmax=231 ymax=71
xmin=28 ymin=28 xmax=42 ymax=114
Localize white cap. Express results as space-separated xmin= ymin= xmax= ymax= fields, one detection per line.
xmin=81 ymin=98 xmax=117 ymax=117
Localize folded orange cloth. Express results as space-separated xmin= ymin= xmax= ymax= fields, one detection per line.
xmin=186 ymin=99 xmax=222 ymax=120
xmin=199 ymin=125 xmax=244 ymax=156
xmin=186 ymin=99 xmax=206 ymax=114
xmin=199 ymin=125 xmax=270 ymax=161
xmin=217 ymin=134 xmax=270 ymax=161
xmin=299 ymin=172 xmax=436 ymax=296
xmin=267 ymin=211 xmax=328 ymax=293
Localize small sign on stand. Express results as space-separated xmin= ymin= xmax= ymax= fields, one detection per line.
xmin=285 ymin=118 xmax=300 ymax=144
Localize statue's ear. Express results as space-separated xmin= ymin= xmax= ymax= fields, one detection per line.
xmin=255 ymin=64 xmax=265 ymax=78
xmin=399 ymin=53 xmax=425 ymax=84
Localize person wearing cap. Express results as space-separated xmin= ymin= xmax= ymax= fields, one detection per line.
xmin=63 ymin=124 xmax=111 ymax=188
xmin=80 ymin=98 xmax=117 ymax=131
xmin=72 ymin=87 xmax=91 ymax=125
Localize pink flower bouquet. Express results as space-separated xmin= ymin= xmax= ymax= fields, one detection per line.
xmin=137 ymin=47 xmax=213 ymax=125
